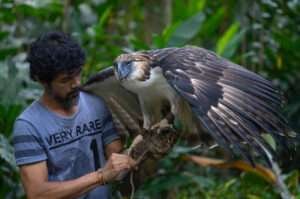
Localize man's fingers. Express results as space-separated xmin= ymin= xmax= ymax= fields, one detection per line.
xmin=111 ymin=153 xmax=132 ymax=160
xmin=111 ymin=159 xmax=136 ymax=166
xmin=112 ymin=162 xmax=133 ymax=170
xmin=102 ymin=153 xmax=139 ymax=183
xmin=110 ymin=153 xmax=137 ymax=169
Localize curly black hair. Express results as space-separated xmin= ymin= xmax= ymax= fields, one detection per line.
xmin=27 ymin=31 xmax=85 ymax=83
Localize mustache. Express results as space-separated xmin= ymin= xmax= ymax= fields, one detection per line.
xmin=68 ymin=87 xmax=80 ymax=98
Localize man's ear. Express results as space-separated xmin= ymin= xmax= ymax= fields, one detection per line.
xmin=36 ymin=78 xmax=45 ymax=86
xmin=36 ymin=78 xmax=50 ymax=89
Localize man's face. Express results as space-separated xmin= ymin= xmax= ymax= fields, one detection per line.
xmin=46 ymin=69 xmax=82 ymax=109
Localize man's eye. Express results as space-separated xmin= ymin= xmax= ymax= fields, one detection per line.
xmin=60 ymin=79 xmax=70 ymax=83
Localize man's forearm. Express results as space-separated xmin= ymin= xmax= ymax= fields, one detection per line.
xmin=25 ymin=171 xmax=101 ymax=199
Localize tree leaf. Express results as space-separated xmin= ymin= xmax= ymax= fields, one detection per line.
xmin=167 ymin=12 xmax=205 ymax=46
xmin=216 ymin=22 xmax=241 ymax=57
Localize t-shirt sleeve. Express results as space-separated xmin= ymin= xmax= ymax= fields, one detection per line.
xmin=13 ymin=119 xmax=47 ymax=166
xmin=101 ymin=106 xmax=120 ymax=146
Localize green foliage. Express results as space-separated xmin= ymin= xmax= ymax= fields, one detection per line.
xmin=167 ymin=12 xmax=205 ymax=47
xmin=0 ymin=134 xmax=24 ymax=199
xmin=216 ymin=22 xmax=246 ymax=59
xmin=0 ymin=0 xmax=299 ymax=198
xmin=136 ymin=148 xmax=300 ymax=199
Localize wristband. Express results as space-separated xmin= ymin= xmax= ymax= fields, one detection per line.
xmin=97 ymin=169 xmax=106 ymax=185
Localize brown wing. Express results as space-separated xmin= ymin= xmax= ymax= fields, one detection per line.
xmin=82 ymin=67 xmax=142 ymax=136
xmin=148 ymin=46 xmax=293 ymax=165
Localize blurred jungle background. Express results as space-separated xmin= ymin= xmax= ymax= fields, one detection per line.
xmin=1 ymin=0 xmax=300 ymax=198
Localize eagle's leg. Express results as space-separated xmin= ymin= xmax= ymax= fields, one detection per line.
xmin=151 ymin=97 xmax=175 ymax=133
xmin=139 ymin=96 xmax=152 ymax=129
xmin=150 ymin=96 xmax=178 ymax=134
xmin=143 ymin=113 xmax=151 ymax=129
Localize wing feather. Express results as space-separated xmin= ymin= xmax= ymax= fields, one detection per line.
xmin=82 ymin=67 xmax=142 ymax=134
xmin=208 ymin=109 xmax=255 ymax=164
xmin=218 ymin=102 xmax=271 ymax=149
xmin=150 ymin=46 xmax=291 ymax=163
xmin=215 ymin=106 xmax=273 ymax=165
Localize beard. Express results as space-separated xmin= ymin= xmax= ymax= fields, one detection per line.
xmin=52 ymin=88 xmax=80 ymax=110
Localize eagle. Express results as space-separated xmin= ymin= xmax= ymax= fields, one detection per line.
xmin=83 ymin=46 xmax=295 ymax=165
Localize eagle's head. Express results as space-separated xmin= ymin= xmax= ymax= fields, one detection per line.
xmin=113 ymin=52 xmax=153 ymax=82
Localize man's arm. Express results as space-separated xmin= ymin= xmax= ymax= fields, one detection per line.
xmin=20 ymin=152 xmax=135 ymax=199
xmin=20 ymin=161 xmax=101 ymax=199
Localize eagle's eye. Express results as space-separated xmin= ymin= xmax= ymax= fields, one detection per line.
xmin=124 ymin=61 xmax=132 ymax=66
xmin=113 ymin=62 xmax=118 ymax=68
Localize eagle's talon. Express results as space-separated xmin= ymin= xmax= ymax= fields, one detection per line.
xmin=158 ymin=126 xmax=174 ymax=134
xmin=150 ymin=118 xmax=173 ymax=134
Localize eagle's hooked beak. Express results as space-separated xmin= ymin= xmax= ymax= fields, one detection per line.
xmin=115 ymin=61 xmax=132 ymax=80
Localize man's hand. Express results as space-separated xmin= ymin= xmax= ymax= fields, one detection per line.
xmin=99 ymin=153 xmax=136 ymax=184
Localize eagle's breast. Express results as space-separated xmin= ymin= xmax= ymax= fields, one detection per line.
xmin=121 ymin=67 xmax=176 ymax=100
xmin=121 ymin=66 xmax=180 ymax=126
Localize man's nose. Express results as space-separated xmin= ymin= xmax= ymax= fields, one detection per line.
xmin=71 ymin=77 xmax=81 ymax=89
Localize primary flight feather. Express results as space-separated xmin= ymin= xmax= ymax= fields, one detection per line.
xmin=83 ymin=46 xmax=294 ymax=165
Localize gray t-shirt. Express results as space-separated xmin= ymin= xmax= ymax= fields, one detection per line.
xmin=13 ymin=91 xmax=120 ymax=199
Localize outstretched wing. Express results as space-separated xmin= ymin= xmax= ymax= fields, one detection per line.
xmin=82 ymin=67 xmax=142 ymax=136
xmin=149 ymin=47 xmax=292 ymax=165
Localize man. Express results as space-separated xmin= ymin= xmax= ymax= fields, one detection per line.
xmin=12 ymin=31 xmax=136 ymax=199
